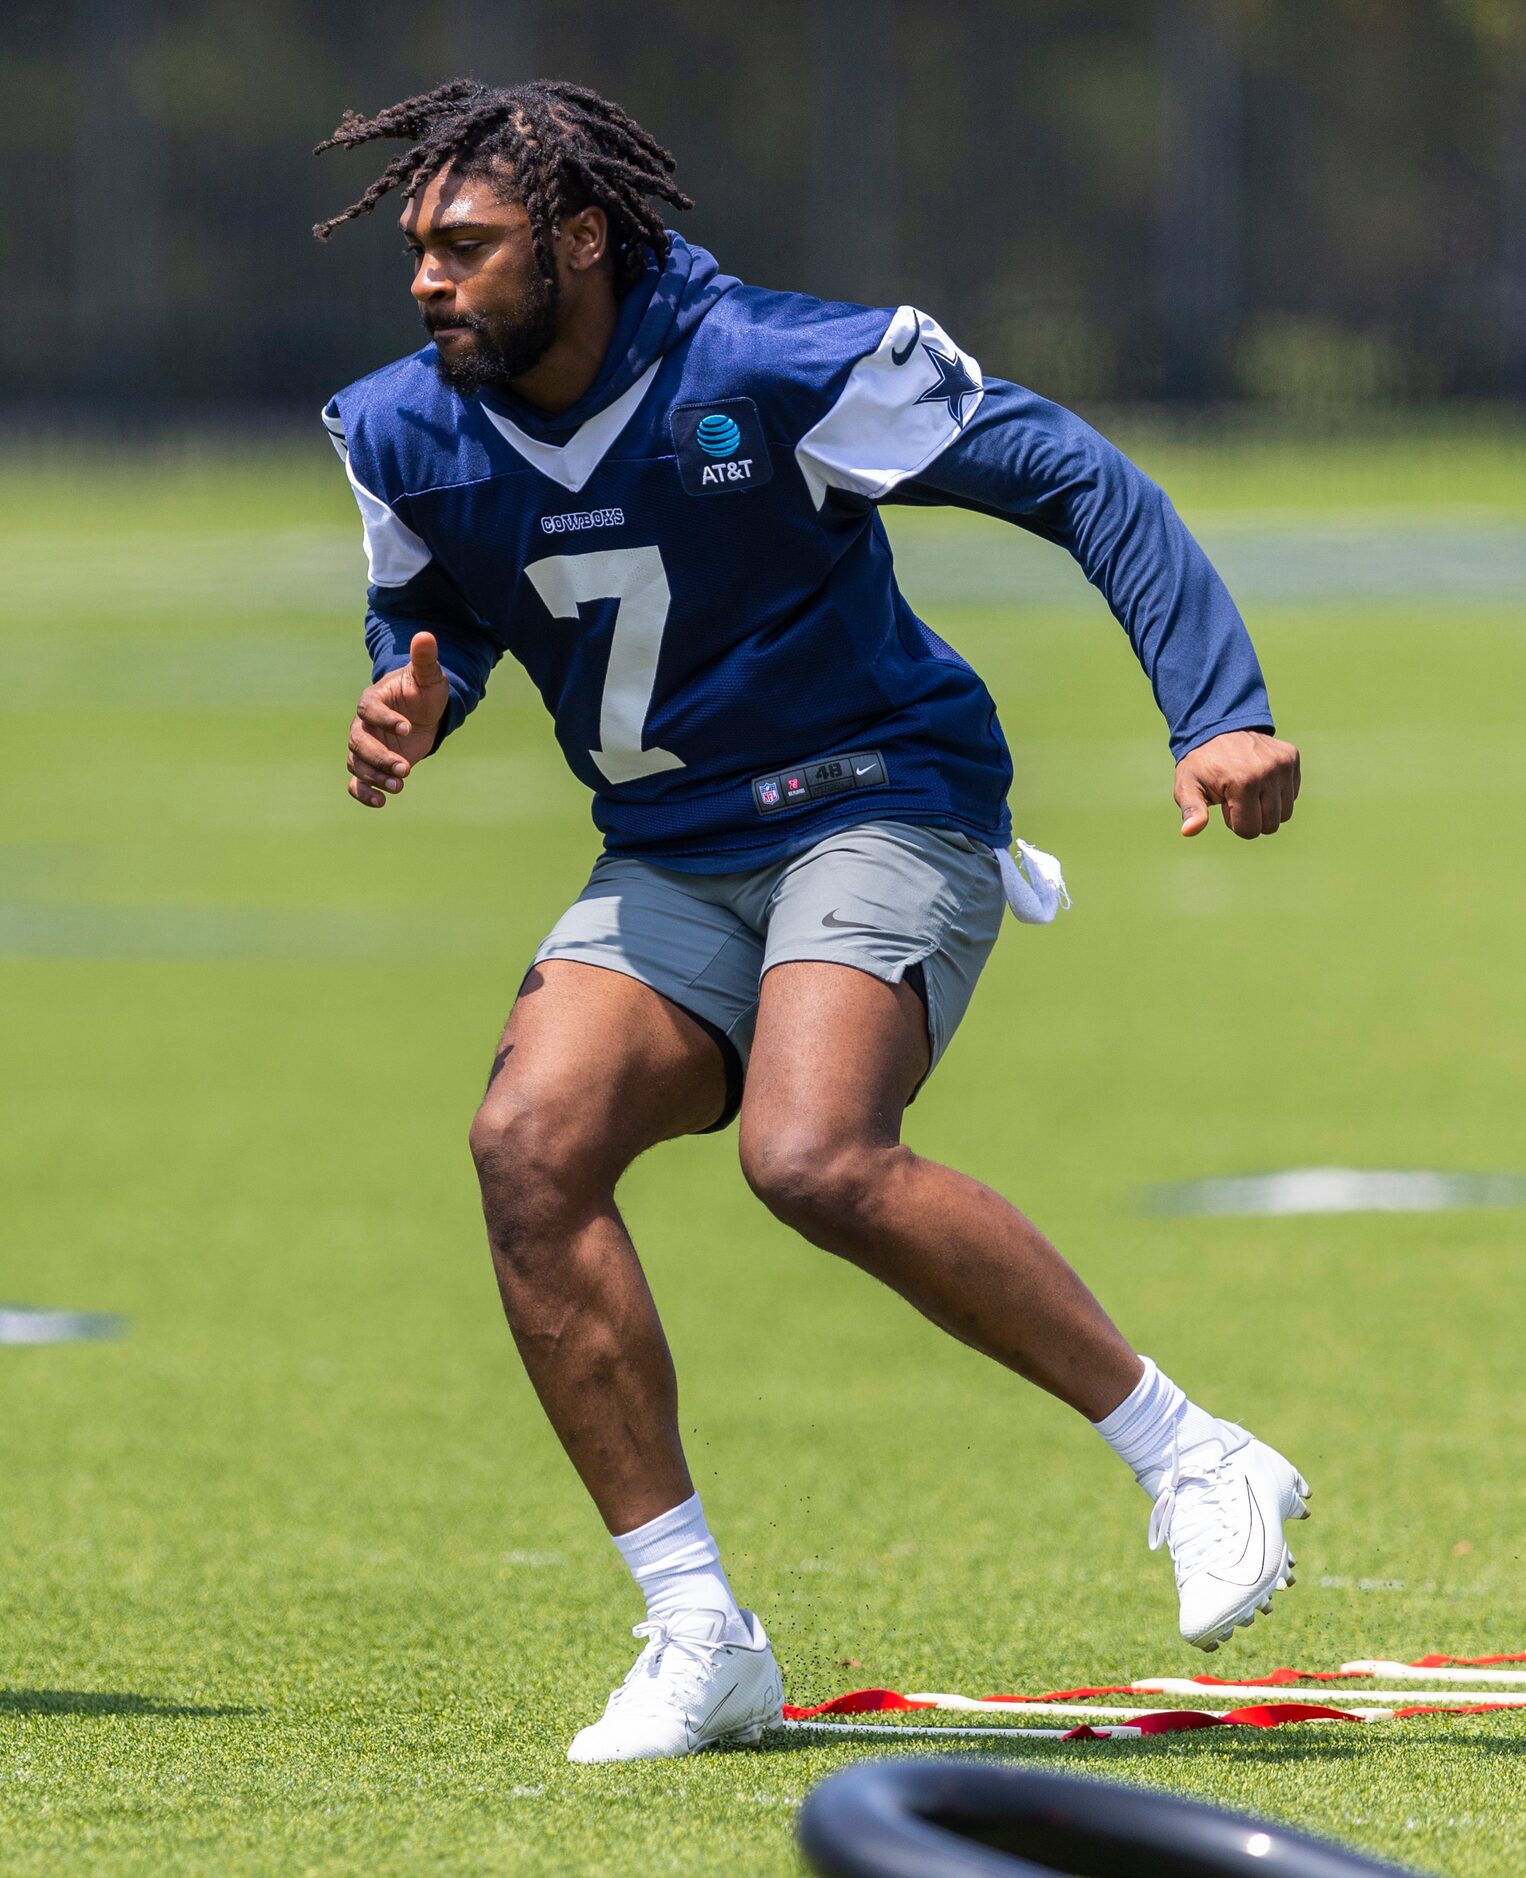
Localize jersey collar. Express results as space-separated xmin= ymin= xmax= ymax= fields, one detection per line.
xmin=477 ymin=358 xmax=662 ymax=492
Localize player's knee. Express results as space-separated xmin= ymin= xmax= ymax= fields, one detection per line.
xmin=469 ymin=1088 xmax=605 ymax=1244
xmin=740 ymin=1125 xmax=877 ymax=1239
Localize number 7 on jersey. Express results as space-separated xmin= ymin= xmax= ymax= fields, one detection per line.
xmin=525 ymin=545 xmax=685 ymax=786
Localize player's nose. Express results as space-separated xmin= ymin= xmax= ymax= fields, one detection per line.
xmin=410 ymin=257 xmax=454 ymax=304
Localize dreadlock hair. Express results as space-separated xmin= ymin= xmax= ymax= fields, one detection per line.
xmin=312 ymin=79 xmax=692 ymax=295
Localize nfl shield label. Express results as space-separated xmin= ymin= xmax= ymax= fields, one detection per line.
xmin=671 ymin=398 xmax=773 ymax=496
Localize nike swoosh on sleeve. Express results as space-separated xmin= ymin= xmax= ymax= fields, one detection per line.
xmin=890 ymin=334 xmax=918 ymax=366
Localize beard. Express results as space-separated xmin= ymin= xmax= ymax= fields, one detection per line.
xmin=424 ymin=272 xmax=560 ymax=395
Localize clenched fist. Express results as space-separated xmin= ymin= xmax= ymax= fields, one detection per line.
xmin=1174 ymin=729 xmax=1301 ymax=839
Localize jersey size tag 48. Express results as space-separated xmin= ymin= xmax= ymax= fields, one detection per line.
xmin=670 ymin=398 xmax=774 ymax=496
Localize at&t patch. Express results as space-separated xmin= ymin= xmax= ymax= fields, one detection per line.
xmin=671 ymin=398 xmax=773 ymax=495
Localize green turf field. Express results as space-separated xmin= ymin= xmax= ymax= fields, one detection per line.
xmin=2 ymin=423 xmax=1523 ymax=1874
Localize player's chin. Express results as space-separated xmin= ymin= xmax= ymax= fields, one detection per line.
xmin=431 ymin=339 xmax=495 ymax=397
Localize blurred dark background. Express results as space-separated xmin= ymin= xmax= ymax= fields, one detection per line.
xmin=3 ymin=0 xmax=1523 ymax=424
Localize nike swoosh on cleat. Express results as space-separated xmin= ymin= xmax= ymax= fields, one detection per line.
xmin=820 ymin=909 xmax=861 ymax=929
xmin=1210 ymin=1484 xmax=1272 ymax=1590
xmin=687 ymin=1679 xmax=742 ymax=1745
xmin=890 ymin=333 xmax=918 ymax=366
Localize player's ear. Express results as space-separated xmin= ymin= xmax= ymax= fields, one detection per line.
xmin=560 ymin=206 xmax=609 ymax=274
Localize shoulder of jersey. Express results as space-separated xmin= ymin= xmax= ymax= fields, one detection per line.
xmin=684 ymin=284 xmax=895 ymax=412
xmin=688 ymin=289 xmax=986 ymax=509
xmin=322 ymin=348 xmax=472 ymax=499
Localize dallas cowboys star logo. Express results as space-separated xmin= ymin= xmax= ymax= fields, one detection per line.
xmin=914 ymin=344 xmax=980 ymax=427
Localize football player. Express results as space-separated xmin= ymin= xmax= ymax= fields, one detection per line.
xmin=316 ymin=80 xmax=1307 ymax=1763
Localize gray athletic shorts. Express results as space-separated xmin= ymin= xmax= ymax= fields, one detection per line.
xmin=531 ymin=820 xmax=1006 ymax=1128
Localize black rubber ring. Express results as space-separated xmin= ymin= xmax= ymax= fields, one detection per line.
xmin=796 ymin=1761 xmax=1415 ymax=1878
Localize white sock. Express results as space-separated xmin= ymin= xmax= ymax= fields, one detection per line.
xmin=611 ymin=1493 xmax=746 ymax=1636
xmin=1092 ymin=1356 xmax=1224 ymax=1498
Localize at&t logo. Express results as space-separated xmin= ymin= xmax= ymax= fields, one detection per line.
xmin=673 ymin=398 xmax=772 ymax=496
xmin=696 ymin=413 xmax=742 ymax=457
xmin=696 ymin=412 xmax=753 ymax=486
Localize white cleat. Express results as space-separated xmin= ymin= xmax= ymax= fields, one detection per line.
xmin=566 ymin=1609 xmax=783 ymax=1764
xmin=1148 ymin=1421 xmax=1311 ymax=1651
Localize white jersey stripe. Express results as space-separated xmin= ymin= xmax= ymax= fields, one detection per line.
xmin=343 ymin=454 xmax=433 ymax=590
xmin=795 ymin=305 xmax=985 ymax=509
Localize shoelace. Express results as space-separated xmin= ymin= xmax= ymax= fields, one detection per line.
xmin=1147 ymin=1431 xmax=1248 ymax=1581
xmin=606 ymin=1621 xmax=731 ymax=1716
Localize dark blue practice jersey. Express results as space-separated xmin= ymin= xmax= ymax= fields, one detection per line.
xmin=324 ymin=237 xmax=1272 ymax=870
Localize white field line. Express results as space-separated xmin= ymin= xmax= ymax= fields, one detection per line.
xmin=1143 ymin=1167 xmax=1526 ymax=1218
xmin=0 ymin=1307 xmax=124 ymax=1345
xmin=1339 ymin=1661 xmax=1526 ymax=1685
xmin=1128 ymin=1681 xmax=1526 ymax=1706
